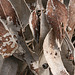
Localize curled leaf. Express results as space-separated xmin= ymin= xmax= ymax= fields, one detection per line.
xmin=39 ymin=10 xmax=50 ymax=48
xmin=46 ymin=0 xmax=68 ymax=43
xmin=36 ymin=0 xmax=44 ymax=10
xmin=29 ymin=10 xmax=40 ymax=43
xmin=7 ymin=0 xmax=31 ymax=28
xmin=0 ymin=0 xmax=35 ymax=65
xmin=43 ymin=30 xmax=69 ymax=75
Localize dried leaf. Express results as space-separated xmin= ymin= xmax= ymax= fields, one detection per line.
xmin=39 ymin=10 xmax=50 ymax=48
xmin=29 ymin=10 xmax=40 ymax=43
xmin=61 ymin=39 xmax=74 ymax=75
xmin=0 ymin=4 xmax=5 ymax=19
xmin=0 ymin=19 xmax=18 ymax=58
xmin=36 ymin=0 xmax=44 ymax=10
xmin=6 ymin=0 xmax=31 ymax=28
xmin=0 ymin=0 xmax=35 ymax=65
xmin=67 ymin=0 xmax=75 ymax=40
xmin=46 ymin=0 xmax=68 ymax=43
xmin=59 ymin=0 xmax=64 ymax=3
xmin=30 ymin=54 xmax=50 ymax=75
xmin=0 ymin=57 xmax=18 ymax=75
xmin=43 ymin=30 xmax=69 ymax=75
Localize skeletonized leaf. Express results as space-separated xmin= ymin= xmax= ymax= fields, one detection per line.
xmin=43 ymin=30 xmax=69 ymax=75
xmin=67 ymin=0 xmax=75 ymax=40
xmin=0 ymin=19 xmax=18 ymax=58
xmin=46 ymin=0 xmax=68 ymax=43
xmin=0 ymin=0 xmax=35 ymax=64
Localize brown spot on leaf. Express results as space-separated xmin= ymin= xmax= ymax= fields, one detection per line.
xmin=55 ymin=52 xmax=57 ymax=55
xmin=46 ymin=51 xmax=48 ymax=53
xmin=50 ymin=53 xmax=52 ymax=55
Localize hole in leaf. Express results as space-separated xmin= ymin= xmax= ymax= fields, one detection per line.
xmin=42 ymin=63 xmax=48 ymax=69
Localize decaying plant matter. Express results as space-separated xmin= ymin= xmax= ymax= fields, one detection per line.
xmin=0 ymin=0 xmax=75 ymax=75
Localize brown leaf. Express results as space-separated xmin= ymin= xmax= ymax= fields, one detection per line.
xmin=0 ymin=0 xmax=35 ymax=64
xmin=0 ymin=4 xmax=5 ymax=19
xmin=0 ymin=0 xmax=17 ymax=25
xmin=0 ymin=19 xmax=18 ymax=58
xmin=67 ymin=0 xmax=75 ymax=40
xmin=46 ymin=0 xmax=68 ymax=43
xmin=29 ymin=10 xmax=40 ymax=43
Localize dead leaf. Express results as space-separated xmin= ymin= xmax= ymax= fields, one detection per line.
xmin=43 ymin=30 xmax=69 ymax=75
xmin=0 ymin=19 xmax=18 ymax=58
xmin=46 ymin=0 xmax=68 ymax=43
xmin=67 ymin=0 xmax=75 ymax=40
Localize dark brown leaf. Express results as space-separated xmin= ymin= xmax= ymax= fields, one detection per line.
xmin=29 ymin=10 xmax=40 ymax=43
xmin=46 ymin=0 xmax=68 ymax=43
xmin=0 ymin=19 xmax=18 ymax=58
xmin=0 ymin=4 xmax=5 ymax=19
